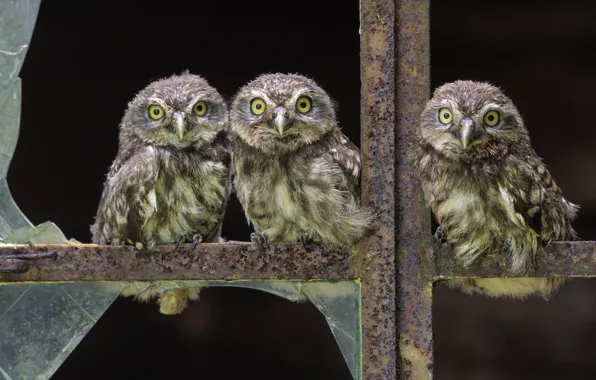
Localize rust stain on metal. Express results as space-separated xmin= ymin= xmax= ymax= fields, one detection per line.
xmin=399 ymin=338 xmax=432 ymax=380
xmin=360 ymin=0 xmax=434 ymax=378
xmin=0 ymin=250 xmax=58 ymax=273
xmin=360 ymin=0 xmax=400 ymax=379
xmin=0 ymin=258 xmax=29 ymax=273
xmin=394 ymin=0 xmax=434 ymax=378
xmin=434 ymin=241 xmax=596 ymax=279
xmin=0 ymin=243 xmax=356 ymax=282
xmin=360 ymin=2 xmax=434 ymax=377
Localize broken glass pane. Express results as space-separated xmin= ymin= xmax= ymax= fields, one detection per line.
xmin=0 ymin=282 xmax=125 ymax=380
xmin=0 ymin=1 xmax=126 ymax=379
xmin=0 ymin=0 xmax=41 ymax=236
xmin=0 ymin=0 xmax=40 ymax=99
xmin=129 ymin=280 xmax=362 ymax=380
xmin=0 ymin=77 xmax=28 ymax=233
xmin=301 ymin=282 xmax=361 ymax=380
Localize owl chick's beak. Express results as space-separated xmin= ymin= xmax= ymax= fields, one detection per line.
xmin=173 ymin=111 xmax=187 ymax=141
xmin=459 ymin=118 xmax=474 ymax=149
xmin=270 ymin=106 xmax=290 ymax=136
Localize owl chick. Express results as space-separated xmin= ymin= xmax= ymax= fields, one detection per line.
xmin=230 ymin=73 xmax=371 ymax=249
xmin=91 ymin=72 xmax=232 ymax=314
xmin=411 ymin=80 xmax=578 ymax=299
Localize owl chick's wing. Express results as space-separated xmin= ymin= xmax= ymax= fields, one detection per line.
xmin=200 ymin=131 xmax=233 ymax=242
xmin=327 ymin=131 xmax=362 ymax=197
xmin=508 ymin=154 xmax=578 ymax=242
xmin=91 ymin=147 xmax=158 ymax=245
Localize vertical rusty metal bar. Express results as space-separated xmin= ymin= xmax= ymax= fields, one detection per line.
xmin=360 ymin=0 xmax=398 ymax=378
xmin=360 ymin=0 xmax=432 ymax=378
xmin=395 ymin=0 xmax=433 ymax=378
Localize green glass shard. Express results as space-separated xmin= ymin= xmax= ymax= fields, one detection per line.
xmin=0 ymin=78 xmax=30 ymax=234
xmin=0 ymin=1 xmax=125 ymax=379
xmin=133 ymin=280 xmax=362 ymax=380
xmin=0 ymin=282 xmax=125 ymax=380
xmin=301 ymin=282 xmax=361 ymax=380
xmin=0 ymin=0 xmax=71 ymax=241
xmin=2 ymin=221 xmax=80 ymax=244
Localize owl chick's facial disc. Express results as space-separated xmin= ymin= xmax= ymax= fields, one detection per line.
xmin=420 ymin=80 xmax=527 ymax=161
xmin=231 ymin=73 xmax=337 ymax=154
xmin=125 ymin=73 xmax=228 ymax=149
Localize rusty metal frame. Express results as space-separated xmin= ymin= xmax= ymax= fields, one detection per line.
xmin=360 ymin=0 xmax=432 ymax=379
xmin=0 ymin=243 xmax=356 ymax=280
xmin=3 ymin=0 xmax=596 ymax=378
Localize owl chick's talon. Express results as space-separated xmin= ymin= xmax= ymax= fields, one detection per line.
xmin=434 ymin=227 xmax=444 ymax=244
xmin=298 ymin=233 xmax=313 ymax=249
xmin=250 ymin=232 xmax=268 ymax=251
xmin=250 ymin=233 xmax=262 ymax=250
xmin=191 ymin=234 xmax=203 ymax=251
xmin=175 ymin=236 xmax=184 ymax=250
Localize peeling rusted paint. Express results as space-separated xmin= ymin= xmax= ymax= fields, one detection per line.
xmin=0 ymin=243 xmax=357 ymax=282
xmin=434 ymin=241 xmax=596 ymax=279
xmin=359 ymin=0 xmax=432 ymax=379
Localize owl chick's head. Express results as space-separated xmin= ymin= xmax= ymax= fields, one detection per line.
xmin=419 ymin=80 xmax=530 ymax=161
xmin=121 ymin=72 xmax=228 ymax=150
xmin=230 ymin=73 xmax=337 ymax=154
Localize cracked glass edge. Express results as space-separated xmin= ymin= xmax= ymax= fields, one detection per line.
xmin=0 ymin=1 xmax=126 ymax=379
xmin=128 ymin=280 xmax=362 ymax=380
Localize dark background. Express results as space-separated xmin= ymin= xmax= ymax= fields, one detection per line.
xmin=8 ymin=0 xmax=596 ymax=379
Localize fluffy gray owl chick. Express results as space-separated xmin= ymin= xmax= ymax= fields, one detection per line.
xmin=230 ymin=73 xmax=371 ymax=248
xmin=411 ymin=80 xmax=578 ymax=299
xmin=91 ymin=72 xmax=232 ymax=313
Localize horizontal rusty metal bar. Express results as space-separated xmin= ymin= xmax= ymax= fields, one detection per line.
xmin=0 ymin=243 xmax=356 ymax=282
xmin=434 ymin=241 xmax=596 ymax=279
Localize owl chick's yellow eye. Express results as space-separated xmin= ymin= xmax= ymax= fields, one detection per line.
xmin=251 ymin=98 xmax=266 ymax=115
xmin=148 ymin=105 xmax=164 ymax=120
xmin=438 ymin=108 xmax=452 ymax=124
xmin=193 ymin=101 xmax=207 ymax=116
xmin=296 ymin=96 xmax=312 ymax=114
xmin=483 ymin=110 xmax=500 ymax=127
